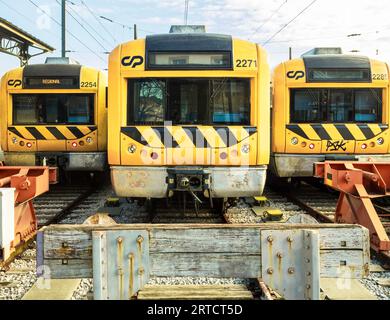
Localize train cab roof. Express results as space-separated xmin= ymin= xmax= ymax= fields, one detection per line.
xmin=273 ymin=52 xmax=389 ymax=85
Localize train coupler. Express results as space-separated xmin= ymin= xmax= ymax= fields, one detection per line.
xmin=314 ymin=161 xmax=390 ymax=252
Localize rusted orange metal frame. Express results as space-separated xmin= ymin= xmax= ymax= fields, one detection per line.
xmin=0 ymin=166 xmax=57 ymax=261
xmin=314 ymin=161 xmax=390 ymax=252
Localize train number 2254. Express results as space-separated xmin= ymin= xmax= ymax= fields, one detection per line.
xmin=81 ymin=81 xmax=97 ymax=88
xmin=236 ymin=59 xmax=257 ymax=68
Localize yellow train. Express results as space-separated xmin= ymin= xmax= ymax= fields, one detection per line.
xmin=0 ymin=58 xmax=107 ymax=172
xmin=108 ymin=30 xmax=270 ymax=205
xmin=271 ymin=52 xmax=390 ymax=177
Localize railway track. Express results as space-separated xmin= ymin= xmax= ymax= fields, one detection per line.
xmin=279 ymin=181 xmax=390 ymax=267
xmin=2 ymin=179 xmax=389 ymax=300
xmin=0 ymin=181 xmax=113 ymax=300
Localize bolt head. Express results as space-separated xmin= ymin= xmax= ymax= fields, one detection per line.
xmin=138 ymin=267 xmax=145 ymax=275
xmin=267 ymin=267 xmax=274 ymax=275
xmin=117 ymin=237 xmax=123 ymax=244
xmin=267 ymin=236 xmax=273 ymax=243
xmin=287 ymin=237 xmax=293 ymax=243
xmin=288 ymin=267 xmax=295 ymax=274
xmin=137 ymin=236 xmax=144 ymax=244
xmin=276 ymin=252 xmax=283 ymax=258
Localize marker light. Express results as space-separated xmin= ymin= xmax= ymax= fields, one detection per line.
xmin=19 ymin=141 xmax=25 ymax=147
xmin=370 ymin=142 xmax=375 ymax=148
xmin=291 ymin=137 xmax=299 ymax=145
xmin=361 ymin=143 xmax=367 ymax=150
xmin=79 ymin=141 xmax=85 ymax=146
xmin=72 ymin=142 xmax=78 ymax=148
xmin=301 ymin=142 xmax=307 ymax=148
xmin=220 ymin=152 xmax=228 ymax=160
xmin=151 ymin=152 xmax=159 ymax=160
xmin=241 ymin=145 xmax=250 ymax=154
xmin=377 ymin=137 xmax=384 ymax=145
xmin=86 ymin=137 xmax=93 ymax=144
xmin=309 ymin=143 xmax=315 ymax=150
xmin=12 ymin=137 xmax=18 ymax=144
xmin=128 ymin=145 xmax=137 ymax=154
xmin=26 ymin=142 xmax=32 ymax=148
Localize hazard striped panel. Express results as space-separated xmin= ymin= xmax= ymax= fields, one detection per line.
xmin=287 ymin=124 xmax=388 ymax=141
xmin=8 ymin=126 xmax=97 ymax=140
xmin=121 ymin=126 xmax=257 ymax=149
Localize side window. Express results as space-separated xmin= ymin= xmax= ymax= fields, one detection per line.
xmin=355 ymin=89 xmax=381 ymax=122
xmin=329 ymin=89 xmax=353 ymax=122
xmin=67 ymin=96 xmax=91 ymax=123
xmin=129 ymin=80 xmax=165 ymax=124
xmin=291 ymin=89 xmax=321 ymax=122
xmin=13 ymin=95 xmax=39 ymax=124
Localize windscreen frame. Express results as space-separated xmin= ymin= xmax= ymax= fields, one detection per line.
xmin=289 ymin=87 xmax=383 ymax=124
xmin=126 ymin=77 xmax=252 ymax=126
xmin=12 ymin=93 xmax=96 ymax=125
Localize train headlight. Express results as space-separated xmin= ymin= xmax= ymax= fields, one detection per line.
xmin=361 ymin=143 xmax=367 ymax=150
xmin=12 ymin=137 xmax=18 ymax=144
xmin=309 ymin=143 xmax=315 ymax=150
xmin=377 ymin=137 xmax=384 ymax=145
xmin=291 ymin=137 xmax=299 ymax=145
xmin=241 ymin=145 xmax=250 ymax=154
xmin=86 ymin=137 xmax=93 ymax=144
xmin=128 ymin=145 xmax=137 ymax=154
xmin=71 ymin=142 xmax=78 ymax=148
xmin=26 ymin=142 xmax=32 ymax=148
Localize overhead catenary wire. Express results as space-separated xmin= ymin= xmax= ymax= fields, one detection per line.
xmin=56 ymin=0 xmax=109 ymax=52
xmin=65 ymin=0 xmax=114 ymax=48
xmin=27 ymin=0 xmax=106 ymax=63
xmin=262 ymin=0 xmax=318 ymax=46
xmin=80 ymin=0 xmax=118 ymax=44
xmin=249 ymin=0 xmax=288 ymax=40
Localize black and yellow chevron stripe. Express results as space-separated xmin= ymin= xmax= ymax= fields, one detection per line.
xmin=122 ymin=126 xmax=257 ymax=149
xmin=287 ymin=124 xmax=388 ymax=141
xmin=8 ymin=126 xmax=97 ymax=140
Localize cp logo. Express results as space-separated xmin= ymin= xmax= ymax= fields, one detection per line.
xmin=287 ymin=71 xmax=305 ymax=80
xmin=8 ymin=80 xmax=22 ymax=87
xmin=121 ymin=56 xmax=144 ymax=68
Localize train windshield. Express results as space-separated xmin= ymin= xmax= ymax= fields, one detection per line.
xmin=13 ymin=94 xmax=94 ymax=125
xmin=127 ymin=78 xmax=250 ymax=125
xmin=290 ymin=88 xmax=382 ymax=123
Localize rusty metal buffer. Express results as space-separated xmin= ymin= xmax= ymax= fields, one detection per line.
xmin=314 ymin=161 xmax=390 ymax=252
xmin=0 ymin=166 xmax=57 ymax=263
xmin=92 ymin=228 xmax=318 ymax=300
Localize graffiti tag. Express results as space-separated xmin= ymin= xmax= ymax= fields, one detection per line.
xmin=326 ymin=140 xmax=347 ymax=152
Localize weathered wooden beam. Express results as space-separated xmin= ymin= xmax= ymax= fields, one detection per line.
xmin=38 ymin=223 xmax=370 ymax=280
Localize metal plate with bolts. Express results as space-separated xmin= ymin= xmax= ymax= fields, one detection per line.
xmin=261 ymin=229 xmax=320 ymax=300
xmin=93 ymin=230 xmax=150 ymax=300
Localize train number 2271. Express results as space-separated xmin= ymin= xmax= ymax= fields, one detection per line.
xmin=236 ymin=59 xmax=257 ymax=68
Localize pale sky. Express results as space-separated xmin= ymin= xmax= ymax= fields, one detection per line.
xmin=1 ymin=0 xmax=390 ymax=75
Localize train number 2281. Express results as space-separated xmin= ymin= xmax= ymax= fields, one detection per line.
xmin=372 ymin=74 xmax=387 ymax=80
xmin=236 ymin=59 xmax=257 ymax=68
